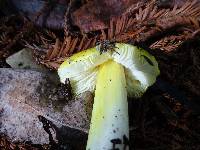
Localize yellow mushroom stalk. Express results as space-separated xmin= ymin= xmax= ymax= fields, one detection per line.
xmin=86 ymin=61 xmax=129 ymax=149
xmin=58 ymin=43 xmax=160 ymax=150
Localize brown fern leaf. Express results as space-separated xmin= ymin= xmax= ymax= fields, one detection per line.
xmin=134 ymin=0 xmax=200 ymax=42
xmin=44 ymin=35 xmax=98 ymax=60
xmin=150 ymin=34 xmax=187 ymax=52
xmin=42 ymin=1 xmax=148 ymax=64
xmin=123 ymin=0 xmax=147 ymax=16
xmin=33 ymin=0 xmax=200 ymax=69
xmin=148 ymin=12 xmax=200 ymax=53
xmin=0 ymin=32 xmax=9 ymax=45
xmin=46 ymin=38 xmax=61 ymax=60
xmin=112 ymin=0 xmax=200 ymax=42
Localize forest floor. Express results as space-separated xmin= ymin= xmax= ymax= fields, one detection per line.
xmin=0 ymin=0 xmax=200 ymax=150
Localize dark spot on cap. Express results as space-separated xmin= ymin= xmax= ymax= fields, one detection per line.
xmin=113 ymin=130 xmax=116 ymax=133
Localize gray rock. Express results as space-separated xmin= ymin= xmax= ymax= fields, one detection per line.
xmin=0 ymin=69 xmax=90 ymax=144
xmin=6 ymin=48 xmax=45 ymax=70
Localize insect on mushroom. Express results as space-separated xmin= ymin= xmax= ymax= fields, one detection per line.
xmin=58 ymin=43 xmax=160 ymax=150
xmin=96 ymin=40 xmax=120 ymax=55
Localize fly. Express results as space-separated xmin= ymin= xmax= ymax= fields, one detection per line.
xmin=96 ymin=40 xmax=120 ymax=55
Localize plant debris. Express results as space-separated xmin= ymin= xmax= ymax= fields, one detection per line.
xmin=0 ymin=0 xmax=200 ymax=149
xmin=24 ymin=0 xmax=200 ymax=70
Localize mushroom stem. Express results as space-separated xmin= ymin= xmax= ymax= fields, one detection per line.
xmin=86 ymin=60 xmax=129 ymax=150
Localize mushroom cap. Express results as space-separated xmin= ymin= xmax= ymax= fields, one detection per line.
xmin=112 ymin=43 xmax=160 ymax=97
xmin=58 ymin=47 xmax=111 ymax=83
xmin=58 ymin=43 xmax=160 ymax=97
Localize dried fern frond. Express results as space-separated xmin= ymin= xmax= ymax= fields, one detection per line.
xmin=150 ymin=34 xmax=187 ymax=52
xmin=0 ymin=33 xmax=8 ymax=44
xmin=99 ymin=0 xmax=200 ymax=43
xmin=48 ymin=35 xmax=97 ymax=56
xmin=31 ymin=0 xmax=200 ymax=69
xmin=116 ymin=0 xmax=200 ymax=42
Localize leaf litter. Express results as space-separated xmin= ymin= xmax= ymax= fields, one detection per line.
xmin=0 ymin=0 xmax=200 ymax=149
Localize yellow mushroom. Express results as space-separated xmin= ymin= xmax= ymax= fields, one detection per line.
xmin=58 ymin=43 xmax=160 ymax=150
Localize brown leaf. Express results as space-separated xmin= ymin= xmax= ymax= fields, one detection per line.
xmin=72 ymin=0 xmax=144 ymax=33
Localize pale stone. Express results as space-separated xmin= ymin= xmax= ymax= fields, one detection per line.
xmin=0 ymin=69 xmax=89 ymax=144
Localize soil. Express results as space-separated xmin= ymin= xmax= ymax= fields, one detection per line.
xmin=0 ymin=0 xmax=200 ymax=150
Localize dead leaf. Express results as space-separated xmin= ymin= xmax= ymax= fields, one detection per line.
xmin=72 ymin=0 xmax=144 ymax=33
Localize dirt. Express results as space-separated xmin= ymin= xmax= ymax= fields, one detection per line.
xmin=0 ymin=0 xmax=200 ymax=150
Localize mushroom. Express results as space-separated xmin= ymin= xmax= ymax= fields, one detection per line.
xmin=58 ymin=43 xmax=160 ymax=150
